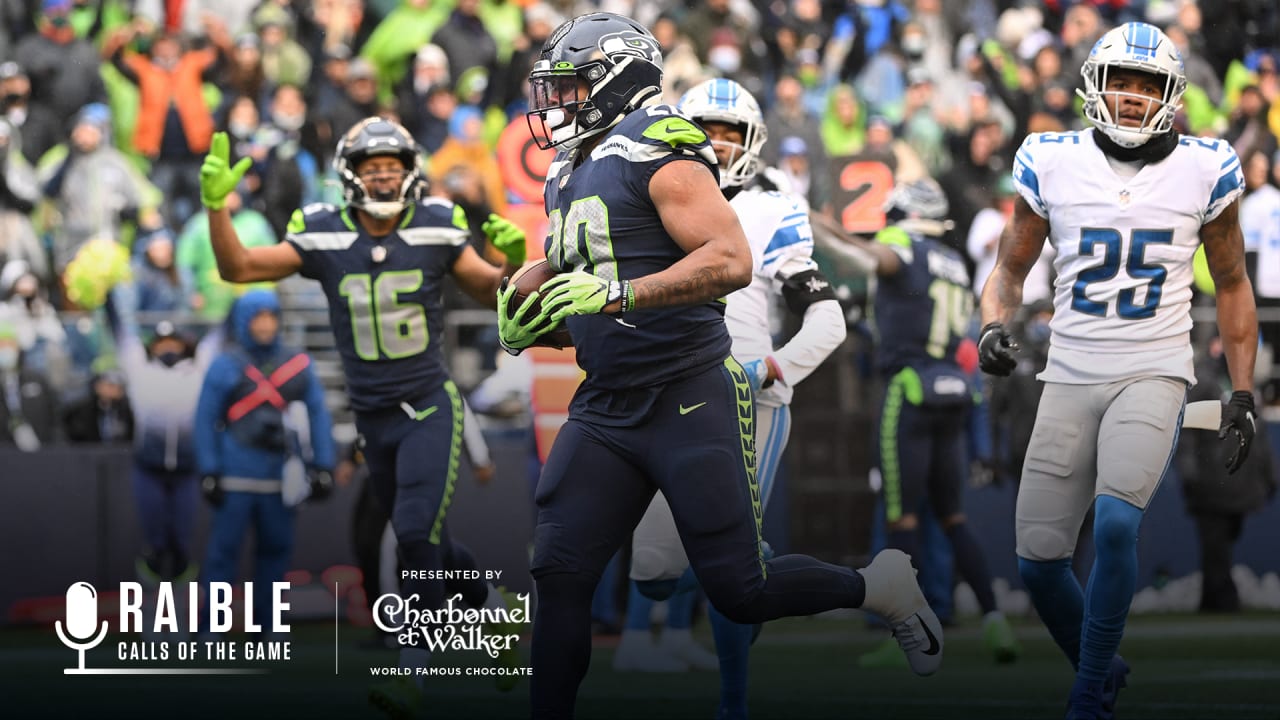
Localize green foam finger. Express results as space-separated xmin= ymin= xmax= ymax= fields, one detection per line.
xmin=211 ymin=131 xmax=228 ymax=160
xmin=231 ymin=156 xmax=252 ymax=182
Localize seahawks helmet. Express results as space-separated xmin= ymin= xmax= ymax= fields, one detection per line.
xmin=1079 ymin=22 xmax=1187 ymax=148
xmin=333 ymin=117 xmax=426 ymax=219
xmin=884 ymin=178 xmax=952 ymax=237
xmin=526 ymin=12 xmax=664 ymax=150
xmin=677 ymin=78 xmax=767 ymax=189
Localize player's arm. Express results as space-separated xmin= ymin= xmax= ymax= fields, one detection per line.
xmin=768 ymin=255 xmax=847 ymax=387
xmin=527 ymin=158 xmax=749 ymax=323
xmin=979 ymin=195 xmax=1047 ymax=327
xmin=807 ymin=210 xmax=901 ymax=276
xmin=634 ymin=160 xmax=753 ymax=309
xmin=1201 ymin=199 xmax=1258 ymax=392
xmin=453 ymin=213 xmax=526 ymax=309
xmin=452 ymin=245 xmax=519 ymax=309
xmin=207 ymin=208 xmax=304 ymax=283
xmin=200 ymin=131 xmax=303 ymax=283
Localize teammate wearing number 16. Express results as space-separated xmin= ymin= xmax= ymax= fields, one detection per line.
xmin=199 ymin=117 xmax=527 ymax=710
xmin=979 ymin=22 xmax=1257 ymax=719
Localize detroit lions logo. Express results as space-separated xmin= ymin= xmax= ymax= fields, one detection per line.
xmin=598 ymin=31 xmax=661 ymax=65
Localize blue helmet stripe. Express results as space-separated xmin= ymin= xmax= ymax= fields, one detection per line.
xmin=1125 ymin=22 xmax=1157 ymax=60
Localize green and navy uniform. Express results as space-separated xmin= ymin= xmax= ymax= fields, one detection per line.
xmin=532 ymin=106 xmax=864 ymax=627
xmin=284 ymin=199 xmax=487 ymax=614
xmin=873 ymin=227 xmax=975 ymax=523
xmin=542 ymin=106 xmax=731 ymax=421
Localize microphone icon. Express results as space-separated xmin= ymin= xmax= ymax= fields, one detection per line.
xmin=56 ymin=582 xmax=109 ymax=673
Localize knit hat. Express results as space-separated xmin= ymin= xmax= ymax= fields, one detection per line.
xmin=779 ymin=136 xmax=808 ymax=158
xmin=74 ymin=103 xmax=112 ymax=133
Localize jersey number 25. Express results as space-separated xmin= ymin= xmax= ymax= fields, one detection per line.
xmin=1072 ymin=228 xmax=1173 ymax=320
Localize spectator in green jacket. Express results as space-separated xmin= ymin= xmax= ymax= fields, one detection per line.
xmin=175 ymin=187 xmax=275 ymax=321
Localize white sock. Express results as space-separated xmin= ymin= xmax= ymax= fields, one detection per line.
xmin=661 ymin=627 xmax=692 ymax=644
xmin=617 ymin=628 xmax=652 ymax=648
xmin=856 ymin=549 xmax=920 ymax=624
xmin=484 ymin=583 xmax=507 ymax=612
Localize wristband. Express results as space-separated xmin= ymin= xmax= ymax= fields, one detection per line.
xmin=621 ymin=280 xmax=635 ymax=313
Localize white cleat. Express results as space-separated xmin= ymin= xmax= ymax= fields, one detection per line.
xmin=856 ymin=549 xmax=944 ymax=676
xmin=659 ymin=628 xmax=719 ymax=671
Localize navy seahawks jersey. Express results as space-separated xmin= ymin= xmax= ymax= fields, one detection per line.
xmin=873 ymin=228 xmax=974 ymax=375
xmin=285 ymin=199 xmax=469 ymax=413
xmin=543 ymin=104 xmax=731 ymax=397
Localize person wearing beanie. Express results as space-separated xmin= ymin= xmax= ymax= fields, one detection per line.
xmin=38 ymin=103 xmax=156 ymax=280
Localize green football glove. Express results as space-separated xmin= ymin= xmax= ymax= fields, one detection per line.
xmin=200 ymin=131 xmax=252 ymax=210
xmin=483 ymin=213 xmax=527 ymax=266
xmin=539 ymin=271 xmax=626 ymax=323
xmin=496 ymin=277 xmax=557 ymax=354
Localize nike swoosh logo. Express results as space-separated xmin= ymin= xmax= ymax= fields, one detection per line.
xmin=918 ymin=613 xmax=941 ymax=656
xmin=678 ymin=402 xmax=707 ymax=415
xmin=414 ymin=406 xmax=438 ymax=421
xmin=664 ymin=123 xmax=683 ymax=134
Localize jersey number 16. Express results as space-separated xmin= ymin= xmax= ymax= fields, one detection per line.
xmin=339 ymin=271 xmax=429 ymax=360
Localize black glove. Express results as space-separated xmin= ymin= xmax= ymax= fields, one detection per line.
xmin=309 ymin=469 xmax=334 ymax=501
xmin=201 ymin=475 xmax=224 ymax=507
xmin=978 ymin=322 xmax=1020 ymax=376
xmin=1218 ymin=390 xmax=1256 ymax=474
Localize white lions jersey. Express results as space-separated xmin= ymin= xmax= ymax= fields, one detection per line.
xmin=1243 ymin=184 xmax=1280 ymax=298
xmin=1012 ymin=129 xmax=1243 ymax=384
xmin=725 ymin=186 xmax=815 ymax=407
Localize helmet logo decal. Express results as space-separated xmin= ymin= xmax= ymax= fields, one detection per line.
xmin=598 ymin=31 xmax=661 ymax=64
xmin=1123 ymin=22 xmax=1159 ymax=60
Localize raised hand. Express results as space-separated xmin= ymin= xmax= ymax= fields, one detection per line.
xmin=483 ymin=213 xmax=527 ymax=266
xmin=200 ymin=131 xmax=251 ymax=210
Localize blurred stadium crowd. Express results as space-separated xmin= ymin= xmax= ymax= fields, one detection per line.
xmin=1 ymin=0 xmax=1279 ymax=515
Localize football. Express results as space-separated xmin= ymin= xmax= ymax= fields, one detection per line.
xmin=506 ymin=260 xmax=573 ymax=349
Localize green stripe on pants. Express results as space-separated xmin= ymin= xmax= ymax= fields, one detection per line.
xmin=429 ymin=380 xmax=463 ymax=545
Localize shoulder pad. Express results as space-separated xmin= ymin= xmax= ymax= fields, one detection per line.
xmin=640 ymin=113 xmax=708 ymax=148
xmin=1181 ymin=136 xmax=1244 ymax=222
xmin=410 ymin=197 xmax=468 ymax=231
xmin=287 ymin=203 xmax=342 ymax=235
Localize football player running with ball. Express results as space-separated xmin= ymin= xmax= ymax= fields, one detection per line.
xmin=621 ymin=77 xmax=849 ymax=719
xmin=980 ymin=22 xmax=1257 ymax=720
xmin=500 ymin=13 xmax=941 ymax=719
xmin=199 ymin=117 xmax=527 ymax=715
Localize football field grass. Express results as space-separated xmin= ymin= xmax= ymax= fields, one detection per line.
xmin=4 ymin=613 xmax=1280 ymax=719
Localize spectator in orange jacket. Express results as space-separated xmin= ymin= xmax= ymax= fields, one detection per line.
xmin=102 ymin=16 xmax=233 ymax=228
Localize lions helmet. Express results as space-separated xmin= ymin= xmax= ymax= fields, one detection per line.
xmin=884 ymin=177 xmax=952 ymax=237
xmin=526 ymin=12 xmax=664 ymax=150
xmin=1079 ymin=22 xmax=1187 ymax=148
xmin=677 ymin=78 xmax=767 ymax=189
xmin=333 ymin=117 xmax=426 ymax=219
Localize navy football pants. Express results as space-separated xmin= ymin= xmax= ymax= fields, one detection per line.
xmin=357 ymin=381 xmax=485 ymax=616
xmin=530 ymin=359 xmax=868 ymax=718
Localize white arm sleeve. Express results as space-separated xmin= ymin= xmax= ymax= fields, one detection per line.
xmin=770 ymin=299 xmax=846 ymax=388
xmin=771 ymin=252 xmax=846 ymax=387
xmin=461 ymin=399 xmax=491 ymax=469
